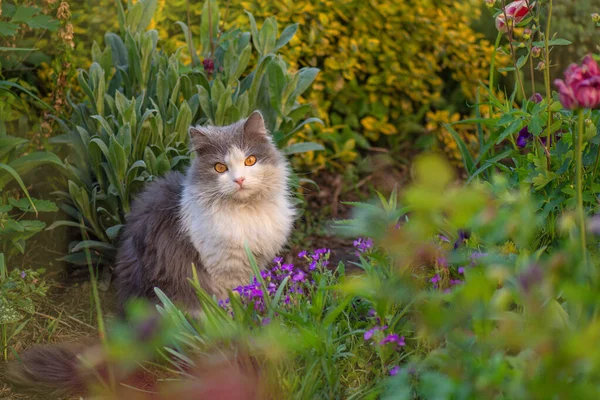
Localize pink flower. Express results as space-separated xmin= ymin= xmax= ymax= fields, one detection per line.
xmin=495 ymin=1 xmax=532 ymax=33
xmin=554 ymin=55 xmax=600 ymax=110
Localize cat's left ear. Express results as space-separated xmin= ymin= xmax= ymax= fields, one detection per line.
xmin=243 ymin=111 xmax=269 ymax=141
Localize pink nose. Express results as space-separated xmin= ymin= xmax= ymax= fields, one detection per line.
xmin=234 ymin=177 xmax=245 ymax=186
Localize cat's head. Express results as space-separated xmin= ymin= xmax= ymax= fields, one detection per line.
xmin=188 ymin=111 xmax=288 ymax=202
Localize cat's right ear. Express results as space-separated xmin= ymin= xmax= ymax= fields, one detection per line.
xmin=189 ymin=126 xmax=209 ymax=152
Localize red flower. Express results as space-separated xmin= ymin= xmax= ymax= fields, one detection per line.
xmin=202 ymin=58 xmax=215 ymax=75
xmin=554 ymin=55 xmax=600 ymax=110
xmin=495 ymin=0 xmax=533 ymax=33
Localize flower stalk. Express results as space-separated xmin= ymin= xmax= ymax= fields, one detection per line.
xmin=576 ymin=109 xmax=587 ymax=262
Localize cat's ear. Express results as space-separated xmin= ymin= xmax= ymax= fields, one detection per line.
xmin=243 ymin=111 xmax=268 ymax=141
xmin=189 ymin=126 xmax=210 ymax=152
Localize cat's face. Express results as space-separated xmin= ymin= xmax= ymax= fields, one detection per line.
xmin=188 ymin=112 xmax=287 ymax=202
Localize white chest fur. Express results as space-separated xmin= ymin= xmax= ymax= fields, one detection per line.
xmin=179 ymin=185 xmax=294 ymax=291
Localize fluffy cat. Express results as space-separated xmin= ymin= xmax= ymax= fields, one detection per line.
xmin=114 ymin=110 xmax=295 ymax=312
xmin=5 ymin=111 xmax=295 ymax=397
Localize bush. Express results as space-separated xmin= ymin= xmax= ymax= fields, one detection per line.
xmin=68 ymin=0 xmax=499 ymax=167
xmin=53 ymin=0 xmax=322 ymax=266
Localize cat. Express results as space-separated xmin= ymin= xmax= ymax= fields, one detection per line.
xmin=6 ymin=111 xmax=295 ymax=397
xmin=114 ymin=110 xmax=295 ymax=313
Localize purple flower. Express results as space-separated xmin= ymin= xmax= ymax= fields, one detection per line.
xmin=364 ymin=328 xmax=376 ymax=341
xmin=438 ymin=234 xmax=450 ymax=243
xmin=530 ymin=93 xmax=544 ymax=103
xmin=389 ymin=366 xmax=401 ymax=376
xmin=518 ymin=264 xmax=543 ymax=292
xmin=281 ymin=263 xmax=294 ymax=273
xmin=368 ymin=309 xmax=377 ymax=317
xmin=437 ymin=257 xmax=448 ymax=268
xmin=292 ymin=271 xmax=306 ymax=282
xmin=308 ymin=261 xmax=317 ymax=271
xmin=380 ymin=334 xmax=400 ymax=345
xmin=453 ymin=229 xmax=470 ymax=249
xmin=555 ymin=55 xmax=600 ymax=109
xmin=517 ymin=127 xmax=531 ymax=148
xmin=298 ymin=250 xmax=308 ymax=258
xmin=262 ymin=317 xmax=271 ymax=325
xmin=450 ymin=279 xmax=463 ymax=285
xmin=430 ymin=275 xmax=440 ymax=284
xmin=458 ymin=267 xmax=465 ymax=274
xmin=20 ymin=271 xmax=26 ymax=279
xmin=354 ymin=238 xmax=373 ymax=253
xmin=273 ymin=256 xmax=283 ymax=264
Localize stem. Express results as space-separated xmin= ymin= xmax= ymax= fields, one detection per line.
xmin=576 ymin=110 xmax=587 ymax=264
xmin=208 ymin=0 xmax=215 ymax=57
xmin=489 ymin=33 xmax=503 ymax=94
xmin=543 ymin=0 xmax=553 ymax=152
xmin=507 ymin=28 xmax=527 ymax=102
xmin=2 ymin=324 xmax=6 ymax=361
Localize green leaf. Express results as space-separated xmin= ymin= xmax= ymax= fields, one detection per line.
xmin=0 ymin=22 xmax=19 ymax=36
xmin=26 ymin=14 xmax=59 ymax=31
xmin=9 ymin=198 xmax=57 ymax=213
xmin=0 ymin=136 xmax=28 ymax=160
xmin=274 ymin=23 xmax=298 ymax=51
xmin=443 ymin=124 xmax=475 ymax=174
xmin=0 ymin=152 xmax=63 ymax=189
xmin=259 ymin=17 xmax=277 ymax=54
xmin=46 ymin=220 xmax=93 ymax=233
xmin=174 ymin=101 xmax=193 ymax=143
xmin=283 ymin=142 xmax=325 ymax=155
xmin=71 ymin=240 xmax=116 ymax=254
xmin=106 ymin=224 xmax=123 ymax=239
xmin=267 ymin=59 xmax=286 ymax=113
xmin=200 ymin=0 xmax=219 ymax=57
xmin=245 ymin=10 xmax=260 ymax=53
xmin=10 ymin=6 xmax=38 ymax=23
xmin=532 ymin=38 xmax=572 ymax=47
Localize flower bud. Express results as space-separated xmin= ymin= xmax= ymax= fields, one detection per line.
xmin=531 ymin=46 xmax=542 ymax=58
xmin=536 ymin=61 xmax=546 ymax=71
xmin=530 ymin=93 xmax=543 ymax=103
xmin=523 ymin=28 xmax=532 ymax=40
xmin=592 ymin=13 xmax=600 ymax=23
xmin=486 ymin=0 xmax=496 ymax=7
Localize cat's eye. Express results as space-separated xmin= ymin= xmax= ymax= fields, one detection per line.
xmin=244 ymin=155 xmax=257 ymax=166
xmin=214 ymin=163 xmax=227 ymax=173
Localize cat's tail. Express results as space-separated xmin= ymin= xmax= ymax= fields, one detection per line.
xmin=5 ymin=343 xmax=99 ymax=398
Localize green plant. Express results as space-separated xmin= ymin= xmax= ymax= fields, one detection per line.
xmin=67 ymin=152 xmax=600 ymax=399
xmin=53 ymin=0 xmax=322 ymax=267
xmin=446 ymin=0 xmax=600 ymax=247
xmin=0 ymin=267 xmax=49 ymax=361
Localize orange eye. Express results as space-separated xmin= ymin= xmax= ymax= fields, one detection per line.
xmin=214 ymin=163 xmax=227 ymax=173
xmin=244 ymin=155 xmax=257 ymax=166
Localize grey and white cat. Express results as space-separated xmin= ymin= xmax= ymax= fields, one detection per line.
xmin=114 ymin=111 xmax=295 ymax=312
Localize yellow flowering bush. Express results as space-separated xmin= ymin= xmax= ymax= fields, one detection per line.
xmin=68 ymin=0 xmax=499 ymax=166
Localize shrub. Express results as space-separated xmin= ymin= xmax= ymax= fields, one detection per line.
xmin=68 ymin=0 xmax=499 ymax=167
xmin=53 ymin=0 xmax=322 ymax=266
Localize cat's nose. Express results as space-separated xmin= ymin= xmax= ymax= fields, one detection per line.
xmin=233 ymin=177 xmax=245 ymax=187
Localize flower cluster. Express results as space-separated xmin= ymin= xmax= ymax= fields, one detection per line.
xmin=218 ymin=249 xmax=332 ymax=316
xmin=353 ymin=237 xmax=373 ymax=256
xmin=554 ymin=55 xmax=600 ymax=110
